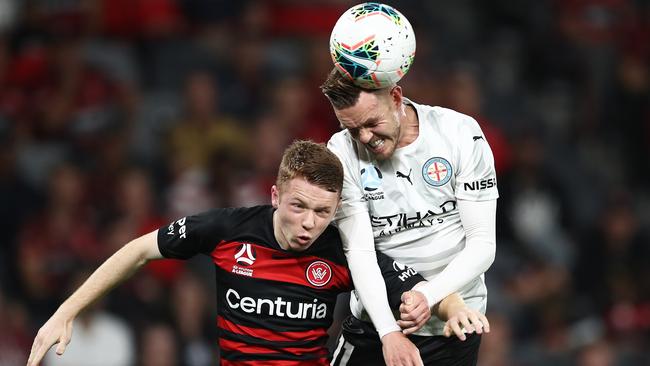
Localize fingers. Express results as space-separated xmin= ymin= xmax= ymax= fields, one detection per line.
xmin=479 ymin=312 xmax=490 ymax=333
xmin=27 ymin=319 xmax=74 ymax=366
xmin=55 ymin=330 xmax=71 ymax=355
xmin=457 ymin=311 xmax=473 ymax=334
xmin=467 ymin=311 xmax=483 ymax=334
xmin=443 ymin=308 xmax=491 ymax=341
xmin=27 ymin=335 xmax=53 ymax=366
xmin=401 ymin=291 xmax=413 ymax=305
xmin=399 ymin=309 xmax=430 ymax=335
xmin=448 ymin=317 xmax=466 ymax=340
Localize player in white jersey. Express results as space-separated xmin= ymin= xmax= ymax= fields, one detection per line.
xmin=322 ymin=67 xmax=497 ymax=366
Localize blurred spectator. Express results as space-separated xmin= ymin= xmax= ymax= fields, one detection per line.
xmin=17 ymin=163 xmax=100 ymax=319
xmin=0 ymin=290 xmax=31 ymax=366
xmin=574 ymin=191 xmax=650 ymax=319
xmin=167 ymin=69 xmax=250 ymax=174
xmin=171 ymin=271 xmax=214 ymax=366
xmin=443 ymin=62 xmax=513 ymax=175
xmin=43 ymin=270 xmax=135 ymax=366
xmin=2 ymin=0 xmax=647 ymax=363
xmin=140 ymin=323 xmax=181 ymax=366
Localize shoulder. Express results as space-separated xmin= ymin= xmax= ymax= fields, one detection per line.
xmin=195 ymin=205 xmax=273 ymax=232
xmin=327 ymin=130 xmax=358 ymax=159
xmin=418 ymin=105 xmax=482 ymax=138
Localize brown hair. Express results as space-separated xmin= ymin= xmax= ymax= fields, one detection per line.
xmin=320 ymin=67 xmax=381 ymax=110
xmin=276 ymin=140 xmax=343 ymax=193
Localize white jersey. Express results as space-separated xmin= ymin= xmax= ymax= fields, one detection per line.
xmin=328 ymin=99 xmax=499 ymax=336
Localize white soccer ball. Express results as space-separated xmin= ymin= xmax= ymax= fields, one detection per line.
xmin=329 ymin=2 xmax=416 ymax=89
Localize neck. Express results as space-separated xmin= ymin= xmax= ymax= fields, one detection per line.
xmin=272 ymin=210 xmax=289 ymax=250
xmin=397 ymin=104 xmax=419 ymax=148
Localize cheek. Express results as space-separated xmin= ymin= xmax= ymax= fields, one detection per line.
xmin=315 ymin=217 xmax=332 ymax=232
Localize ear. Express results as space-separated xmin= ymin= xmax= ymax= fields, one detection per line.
xmin=389 ymin=85 xmax=403 ymax=109
xmin=271 ymin=185 xmax=280 ymax=208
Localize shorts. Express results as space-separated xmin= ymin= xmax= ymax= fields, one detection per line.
xmin=330 ymin=315 xmax=481 ymax=366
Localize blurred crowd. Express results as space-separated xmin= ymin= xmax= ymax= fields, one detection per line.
xmin=0 ymin=0 xmax=648 ymax=365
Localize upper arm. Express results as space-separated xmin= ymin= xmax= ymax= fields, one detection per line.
xmin=157 ymin=209 xmax=232 ymax=259
xmin=454 ymin=116 xmax=499 ymax=202
xmin=336 ymin=210 xmax=375 ymax=253
xmin=327 ymin=134 xmax=369 ymax=221
xmin=132 ymin=230 xmax=164 ymax=260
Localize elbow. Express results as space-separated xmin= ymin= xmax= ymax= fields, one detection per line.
xmin=479 ymin=242 xmax=496 ymax=273
xmin=485 ymin=244 xmax=496 ymax=270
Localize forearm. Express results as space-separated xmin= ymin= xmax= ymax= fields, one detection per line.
xmin=417 ymin=200 xmax=496 ymax=307
xmin=58 ymin=231 xmax=161 ymax=317
xmin=432 ymin=292 xmax=465 ymax=321
xmin=338 ymin=214 xmax=400 ymax=338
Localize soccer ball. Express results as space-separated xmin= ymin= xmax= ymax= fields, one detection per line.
xmin=329 ymin=2 xmax=416 ymax=89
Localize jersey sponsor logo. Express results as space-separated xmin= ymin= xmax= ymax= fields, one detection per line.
xmin=371 ymin=200 xmax=457 ymax=237
xmin=422 ymin=157 xmax=452 ymax=187
xmin=167 ymin=217 xmax=187 ymax=238
xmin=463 ymin=177 xmax=496 ymax=191
xmin=360 ymin=165 xmax=383 ymax=191
xmin=306 ymin=261 xmax=332 ymax=287
xmin=225 ymin=288 xmax=327 ymax=319
xmin=392 ymin=261 xmax=418 ymax=282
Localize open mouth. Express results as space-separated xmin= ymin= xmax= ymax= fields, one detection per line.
xmin=368 ymin=139 xmax=385 ymax=151
xmin=297 ymin=235 xmax=311 ymax=245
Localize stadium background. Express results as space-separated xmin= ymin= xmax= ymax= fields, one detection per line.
xmin=0 ymin=0 xmax=648 ymax=365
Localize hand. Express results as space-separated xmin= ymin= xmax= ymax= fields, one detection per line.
xmin=442 ymin=306 xmax=490 ymax=341
xmin=27 ymin=312 xmax=75 ymax=366
xmin=381 ymin=331 xmax=423 ymax=366
xmin=397 ymin=290 xmax=431 ymax=335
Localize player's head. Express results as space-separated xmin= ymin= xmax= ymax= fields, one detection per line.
xmin=321 ymin=67 xmax=407 ymax=160
xmin=271 ymin=140 xmax=343 ymax=252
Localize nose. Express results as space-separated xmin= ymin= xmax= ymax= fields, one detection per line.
xmin=302 ymin=211 xmax=315 ymax=230
xmin=358 ymin=128 xmax=373 ymax=144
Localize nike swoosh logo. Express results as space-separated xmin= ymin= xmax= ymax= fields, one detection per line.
xmin=473 ymin=136 xmax=484 ymax=141
xmin=336 ymin=49 xmax=378 ymax=73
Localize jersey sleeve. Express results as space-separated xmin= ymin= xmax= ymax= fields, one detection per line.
xmin=454 ymin=115 xmax=499 ymax=201
xmin=327 ymin=131 xmax=369 ymax=221
xmin=376 ymin=251 xmax=425 ymax=311
xmin=157 ymin=208 xmax=232 ymax=259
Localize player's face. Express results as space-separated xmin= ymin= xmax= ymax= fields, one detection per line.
xmin=334 ymin=86 xmax=405 ymax=160
xmin=271 ymin=177 xmax=340 ymax=252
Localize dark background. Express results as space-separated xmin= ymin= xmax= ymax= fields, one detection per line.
xmin=0 ymin=0 xmax=648 ymax=365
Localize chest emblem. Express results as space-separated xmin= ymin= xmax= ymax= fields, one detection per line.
xmin=234 ymin=243 xmax=256 ymax=266
xmin=360 ymin=165 xmax=383 ymax=191
xmin=306 ymin=261 xmax=332 ymax=287
xmin=422 ymin=157 xmax=452 ymax=187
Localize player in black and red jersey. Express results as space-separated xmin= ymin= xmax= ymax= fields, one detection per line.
xmin=27 ymin=140 xmax=481 ymax=366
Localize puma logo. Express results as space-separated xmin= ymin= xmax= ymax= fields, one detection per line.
xmin=396 ymin=169 xmax=413 ymax=185
xmin=473 ymin=136 xmax=484 ymax=141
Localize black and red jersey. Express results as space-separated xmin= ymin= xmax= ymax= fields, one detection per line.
xmin=158 ymin=205 xmax=423 ymax=365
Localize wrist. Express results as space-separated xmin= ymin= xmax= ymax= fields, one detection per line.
xmin=57 ymin=302 xmax=81 ymax=319
xmin=377 ymin=324 xmax=401 ymax=339
xmin=380 ymin=330 xmax=406 ymax=343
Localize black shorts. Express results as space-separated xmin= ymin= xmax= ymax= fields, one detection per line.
xmin=330 ymin=315 xmax=481 ymax=366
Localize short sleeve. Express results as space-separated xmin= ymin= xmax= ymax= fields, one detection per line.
xmin=157 ymin=209 xmax=230 ymax=259
xmin=327 ymin=131 xmax=369 ymax=220
xmin=454 ymin=116 xmax=499 ymax=201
